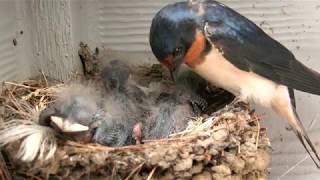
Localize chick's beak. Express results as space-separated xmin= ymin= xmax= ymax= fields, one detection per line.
xmin=50 ymin=116 xmax=89 ymax=133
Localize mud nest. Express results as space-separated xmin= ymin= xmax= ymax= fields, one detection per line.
xmin=0 ymin=65 xmax=271 ymax=180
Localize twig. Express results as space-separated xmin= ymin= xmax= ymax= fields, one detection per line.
xmin=4 ymin=105 xmax=32 ymax=119
xmin=64 ymin=141 xmax=113 ymax=151
xmin=124 ymin=162 xmax=145 ymax=180
xmin=16 ymin=171 xmax=43 ymax=180
xmin=3 ymin=82 xmax=37 ymax=90
xmin=111 ymin=166 xmax=116 ymax=180
xmin=147 ymin=166 xmax=157 ymax=180
xmin=7 ymin=90 xmax=21 ymax=109
xmin=40 ymin=70 xmax=48 ymax=87
xmin=143 ymin=135 xmax=197 ymax=142
xmin=255 ymin=117 xmax=261 ymax=149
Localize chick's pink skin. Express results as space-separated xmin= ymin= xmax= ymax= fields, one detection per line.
xmin=133 ymin=122 xmax=144 ymax=144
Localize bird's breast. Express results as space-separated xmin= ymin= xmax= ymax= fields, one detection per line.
xmin=191 ymin=48 xmax=279 ymax=107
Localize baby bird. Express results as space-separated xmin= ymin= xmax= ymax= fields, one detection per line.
xmin=94 ymin=60 xmax=151 ymax=146
xmin=101 ymin=60 xmax=150 ymax=112
xmin=101 ymin=60 xmax=132 ymax=93
xmin=141 ymin=69 xmax=209 ymax=139
xmin=99 ymin=61 xmax=208 ymax=143
xmin=38 ymin=61 xmax=210 ymax=146
xmin=144 ymin=92 xmax=195 ymax=139
xmin=38 ymin=60 xmax=148 ymax=147
xmin=147 ymin=68 xmax=209 ymax=115
xmin=39 ymin=84 xmax=103 ymax=143
xmin=92 ymin=114 xmax=134 ymax=147
xmin=175 ymin=68 xmax=209 ymax=114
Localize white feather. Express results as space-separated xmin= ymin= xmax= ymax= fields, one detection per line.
xmin=0 ymin=119 xmax=57 ymax=162
xmin=193 ymin=47 xmax=278 ymax=107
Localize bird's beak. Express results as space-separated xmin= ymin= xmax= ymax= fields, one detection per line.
xmin=50 ymin=116 xmax=89 ymax=133
xmin=170 ymin=56 xmax=184 ymax=82
xmin=161 ymin=56 xmax=182 ymax=82
xmin=161 ymin=59 xmax=181 ymax=82
xmin=170 ymin=66 xmax=178 ymax=82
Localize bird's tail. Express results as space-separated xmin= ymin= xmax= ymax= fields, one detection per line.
xmin=291 ymin=108 xmax=320 ymax=168
xmin=274 ymin=88 xmax=320 ymax=168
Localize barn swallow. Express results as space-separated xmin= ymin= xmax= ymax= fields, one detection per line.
xmin=100 ymin=60 xmax=205 ymax=144
xmin=175 ymin=68 xmax=209 ymax=113
xmin=98 ymin=60 xmax=151 ymax=146
xmin=101 ymin=60 xmax=132 ymax=92
xmin=101 ymin=60 xmax=150 ymax=113
xmin=149 ymin=0 xmax=320 ymax=167
xmin=39 ymin=95 xmax=98 ymax=133
xmin=39 ymin=91 xmax=136 ymax=146
xmin=92 ymin=115 xmax=134 ymax=146
xmin=39 ymin=85 xmax=103 ymax=143
xmin=143 ymin=70 xmax=211 ymax=139
xmin=144 ymin=91 xmax=195 ymax=139
xmin=146 ymin=68 xmax=210 ymax=114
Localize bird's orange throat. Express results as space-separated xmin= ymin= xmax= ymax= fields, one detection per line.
xmin=161 ymin=55 xmax=174 ymax=69
xmin=184 ymin=30 xmax=206 ymax=68
xmin=159 ymin=30 xmax=206 ymax=70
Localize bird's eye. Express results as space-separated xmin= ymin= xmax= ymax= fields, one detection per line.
xmin=172 ymin=47 xmax=183 ymax=57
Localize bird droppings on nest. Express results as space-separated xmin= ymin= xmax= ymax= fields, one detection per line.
xmin=0 ymin=64 xmax=271 ymax=180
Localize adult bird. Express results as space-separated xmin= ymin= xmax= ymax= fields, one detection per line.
xmin=149 ymin=0 xmax=320 ymax=167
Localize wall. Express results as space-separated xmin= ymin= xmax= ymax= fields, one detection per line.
xmin=0 ymin=0 xmax=82 ymax=83
xmin=0 ymin=0 xmax=32 ymax=82
xmin=28 ymin=0 xmax=80 ymax=81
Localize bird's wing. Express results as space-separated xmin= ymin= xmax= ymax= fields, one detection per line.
xmin=200 ymin=1 xmax=320 ymax=95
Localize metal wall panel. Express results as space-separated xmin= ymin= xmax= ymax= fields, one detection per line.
xmin=0 ymin=1 xmax=18 ymax=81
xmin=88 ymin=0 xmax=320 ymax=53
xmin=85 ymin=0 xmax=177 ymax=51
xmin=0 ymin=0 xmax=38 ymax=82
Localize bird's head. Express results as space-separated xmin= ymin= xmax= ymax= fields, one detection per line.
xmin=149 ymin=1 xmax=208 ymax=81
xmin=101 ymin=60 xmax=131 ymax=92
xmin=38 ymin=95 xmax=100 ymax=143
